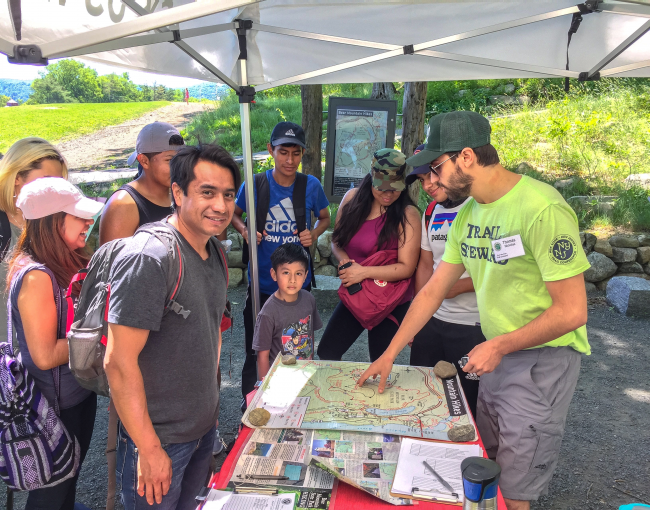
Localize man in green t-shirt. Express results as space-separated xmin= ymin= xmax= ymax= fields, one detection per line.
xmin=359 ymin=111 xmax=590 ymax=509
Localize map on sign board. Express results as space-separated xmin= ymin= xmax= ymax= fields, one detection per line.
xmin=332 ymin=108 xmax=389 ymax=196
xmin=242 ymin=357 xmax=475 ymax=441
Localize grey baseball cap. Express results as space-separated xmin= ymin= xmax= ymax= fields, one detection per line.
xmin=127 ymin=121 xmax=184 ymax=166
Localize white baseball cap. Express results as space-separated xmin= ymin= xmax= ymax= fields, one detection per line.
xmin=16 ymin=177 xmax=104 ymax=220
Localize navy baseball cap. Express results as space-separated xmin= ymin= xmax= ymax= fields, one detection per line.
xmin=270 ymin=121 xmax=306 ymax=149
xmin=405 ymin=145 xmax=433 ymax=186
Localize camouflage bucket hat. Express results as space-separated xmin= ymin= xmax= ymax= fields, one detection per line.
xmin=371 ymin=148 xmax=407 ymax=192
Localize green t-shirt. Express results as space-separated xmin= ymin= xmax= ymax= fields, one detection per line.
xmin=441 ymin=175 xmax=591 ymax=354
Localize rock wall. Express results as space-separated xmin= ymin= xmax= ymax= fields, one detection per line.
xmin=225 ymin=231 xmax=339 ymax=288
xmin=582 ymin=232 xmax=650 ymax=292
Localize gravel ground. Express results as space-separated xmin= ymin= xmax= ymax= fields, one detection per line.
xmin=2 ymin=290 xmax=649 ymax=509
xmin=57 ymin=102 xmax=207 ymax=173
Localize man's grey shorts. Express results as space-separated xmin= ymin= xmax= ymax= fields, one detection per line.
xmin=476 ymin=346 xmax=581 ymax=501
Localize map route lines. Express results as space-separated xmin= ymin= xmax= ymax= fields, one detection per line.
xmin=243 ymin=358 xmax=475 ymax=441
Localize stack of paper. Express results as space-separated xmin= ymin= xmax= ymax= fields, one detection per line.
xmin=390 ymin=438 xmax=482 ymax=504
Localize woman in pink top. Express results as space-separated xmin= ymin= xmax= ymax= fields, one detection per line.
xmin=317 ymin=149 xmax=421 ymax=361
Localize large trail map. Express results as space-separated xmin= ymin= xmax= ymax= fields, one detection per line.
xmin=243 ymin=358 xmax=474 ymax=441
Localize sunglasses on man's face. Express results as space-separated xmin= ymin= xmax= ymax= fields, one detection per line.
xmin=429 ymin=153 xmax=459 ymax=176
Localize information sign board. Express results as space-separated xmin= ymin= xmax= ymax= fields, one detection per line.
xmin=324 ymin=97 xmax=397 ymax=203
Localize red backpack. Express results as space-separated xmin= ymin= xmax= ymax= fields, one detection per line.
xmin=337 ymin=250 xmax=413 ymax=330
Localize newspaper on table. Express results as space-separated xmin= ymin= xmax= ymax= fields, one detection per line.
xmin=227 ymin=428 xmax=334 ymax=509
xmin=308 ymin=430 xmax=412 ymax=506
xmin=229 ymin=427 xmax=414 ymax=506
xmin=242 ymin=357 xmax=475 ymax=441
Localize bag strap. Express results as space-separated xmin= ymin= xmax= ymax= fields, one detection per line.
xmin=0 ymin=210 xmax=12 ymax=263
xmin=424 ymin=200 xmax=437 ymax=231
xmin=292 ymin=173 xmax=317 ymax=288
xmin=7 ymin=263 xmax=63 ymax=415
xmin=255 ymin=172 xmax=270 ymax=235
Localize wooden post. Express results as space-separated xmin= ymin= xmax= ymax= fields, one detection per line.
xmin=401 ymin=82 xmax=428 ymax=205
xmin=301 ymin=84 xmax=323 ymax=180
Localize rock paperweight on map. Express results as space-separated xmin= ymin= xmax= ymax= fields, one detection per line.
xmin=242 ymin=354 xmax=476 ymax=441
xmin=433 ymin=360 xmax=457 ymax=379
xmin=447 ymin=423 xmax=476 ymax=442
xmin=282 ymin=354 xmax=297 ymax=365
xmin=248 ymin=408 xmax=271 ymax=426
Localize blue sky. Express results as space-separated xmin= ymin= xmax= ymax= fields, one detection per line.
xmin=0 ymin=57 xmax=209 ymax=88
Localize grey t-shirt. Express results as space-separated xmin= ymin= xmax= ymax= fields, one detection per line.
xmin=107 ymin=221 xmax=226 ymax=444
xmin=253 ymin=290 xmax=322 ymax=362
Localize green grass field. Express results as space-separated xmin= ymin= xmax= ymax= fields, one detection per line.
xmin=0 ymin=101 xmax=169 ymax=152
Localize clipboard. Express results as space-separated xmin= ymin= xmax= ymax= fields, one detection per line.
xmin=389 ymin=486 xmax=462 ymax=505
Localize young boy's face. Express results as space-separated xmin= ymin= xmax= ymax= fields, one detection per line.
xmin=271 ymin=260 xmax=308 ymax=295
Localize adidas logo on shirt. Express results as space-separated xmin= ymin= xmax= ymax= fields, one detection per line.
xmin=285 ymin=129 xmax=295 ymax=136
xmin=265 ymin=198 xmax=299 ymax=242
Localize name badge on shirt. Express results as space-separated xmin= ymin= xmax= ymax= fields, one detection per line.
xmin=491 ymin=234 xmax=525 ymax=261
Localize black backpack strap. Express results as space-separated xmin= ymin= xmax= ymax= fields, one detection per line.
xmin=292 ymin=173 xmax=316 ymax=288
xmin=0 ymin=210 xmax=12 ymax=262
xmin=136 ymin=223 xmax=190 ymax=319
xmin=255 ymin=172 xmax=270 ymax=235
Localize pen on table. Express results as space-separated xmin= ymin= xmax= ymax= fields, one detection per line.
xmin=423 ymin=460 xmax=459 ymax=497
xmin=245 ymin=474 xmax=289 ymax=481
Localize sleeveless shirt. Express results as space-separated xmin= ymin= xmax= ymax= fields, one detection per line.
xmin=119 ymin=184 xmax=172 ymax=227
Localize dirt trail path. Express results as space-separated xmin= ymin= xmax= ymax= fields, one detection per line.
xmin=59 ymin=102 xmax=207 ymax=172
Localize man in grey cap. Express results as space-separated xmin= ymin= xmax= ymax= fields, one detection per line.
xmin=99 ymin=121 xmax=184 ymax=244
xmin=359 ymin=111 xmax=591 ymax=510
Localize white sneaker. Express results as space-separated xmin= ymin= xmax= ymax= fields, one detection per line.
xmin=212 ymin=429 xmax=227 ymax=455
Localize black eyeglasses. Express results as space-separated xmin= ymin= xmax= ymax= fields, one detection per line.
xmin=429 ymin=153 xmax=459 ymax=176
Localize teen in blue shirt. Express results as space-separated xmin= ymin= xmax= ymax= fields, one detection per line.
xmin=231 ymin=122 xmax=330 ymax=406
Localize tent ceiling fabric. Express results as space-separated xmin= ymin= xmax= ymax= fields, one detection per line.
xmin=2 ymin=0 xmax=650 ymax=87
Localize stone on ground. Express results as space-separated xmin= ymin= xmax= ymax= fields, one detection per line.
xmin=317 ymin=231 xmax=333 ymax=258
xmin=636 ymin=247 xmax=650 ymax=264
xmin=593 ymin=239 xmax=613 ymax=258
xmin=582 ymin=232 xmax=597 ymax=253
xmin=504 ymin=83 xmax=515 ymax=94
xmin=618 ymin=262 xmax=644 ymax=274
xmin=555 ymin=178 xmax=576 ymax=190
xmin=584 ymin=252 xmax=617 ymax=283
xmin=311 ymin=275 xmax=341 ymax=310
xmin=447 ymin=424 xmax=476 ymax=442
xmin=624 ymin=173 xmax=650 ymax=189
xmin=433 ymin=360 xmax=457 ymax=379
xmin=227 ymin=250 xmax=247 ymax=269
xmin=638 ymin=234 xmax=650 ymax=247
xmin=585 ymin=282 xmax=597 ymax=293
xmin=609 ymin=235 xmax=640 ymax=248
xmin=610 ymin=247 xmax=638 ymax=263
xmin=227 ymin=232 xmax=242 ymax=251
xmin=606 ymin=276 xmax=650 ymax=317
xmin=316 ymin=265 xmax=337 ymax=277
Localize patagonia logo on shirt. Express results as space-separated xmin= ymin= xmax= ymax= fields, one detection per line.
xmin=430 ymin=212 xmax=457 ymax=232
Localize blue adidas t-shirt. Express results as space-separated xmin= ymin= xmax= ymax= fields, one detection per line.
xmin=235 ymin=169 xmax=330 ymax=295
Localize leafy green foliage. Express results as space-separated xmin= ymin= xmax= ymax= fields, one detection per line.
xmin=27 ymin=59 xmax=182 ymax=104
xmin=0 ymin=102 xmax=169 ymax=152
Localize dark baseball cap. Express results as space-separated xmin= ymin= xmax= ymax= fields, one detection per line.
xmin=127 ymin=121 xmax=184 ymax=166
xmin=406 ymin=111 xmax=491 ymax=168
xmin=405 ymin=144 xmax=433 ymax=186
xmin=270 ymin=121 xmax=306 ymax=149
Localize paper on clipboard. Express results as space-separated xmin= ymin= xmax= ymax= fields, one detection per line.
xmin=203 ymin=489 xmax=296 ymax=510
xmin=390 ymin=438 xmax=482 ymax=504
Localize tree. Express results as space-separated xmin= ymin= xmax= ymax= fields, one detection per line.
xmin=301 ymin=84 xmax=323 ymax=180
xmin=30 ymin=60 xmax=102 ymax=103
xmin=0 ymin=94 xmax=10 ymax=106
xmin=401 ymin=82 xmax=428 ymax=204
xmin=30 ymin=79 xmax=75 ymax=104
xmin=370 ymin=82 xmax=396 ymax=100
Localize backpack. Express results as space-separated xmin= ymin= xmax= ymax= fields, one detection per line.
xmin=66 ymin=222 xmax=228 ymax=397
xmin=0 ymin=210 xmax=12 ymax=262
xmin=241 ymin=172 xmax=316 ymax=287
xmin=0 ymin=264 xmax=80 ymax=491
xmin=337 ymin=250 xmax=413 ymax=330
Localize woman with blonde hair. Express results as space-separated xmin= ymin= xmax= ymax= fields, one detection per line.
xmin=0 ymin=137 xmax=67 ymax=337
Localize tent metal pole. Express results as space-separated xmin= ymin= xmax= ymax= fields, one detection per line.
xmin=0 ymin=37 xmax=14 ymax=57
xmin=39 ymin=0 xmax=258 ymax=58
xmin=53 ymin=24 xmax=236 ymax=59
xmin=417 ymin=50 xmax=580 ymax=78
xmin=239 ymin=59 xmax=260 ymax=319
xmin=600 ymin=58 xmax=650 ymax=76
xmin=585 ymin=19 xmax=650 ymax=78
xmin=600 ymin=2 xmax=650 ymax=18
xmin=123 ymin=0 xmax=240 ymax=94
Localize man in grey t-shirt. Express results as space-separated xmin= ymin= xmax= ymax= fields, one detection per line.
xmin=104 ymin=144 xmax=240 ymax=510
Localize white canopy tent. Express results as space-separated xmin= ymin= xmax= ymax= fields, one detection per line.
xmin=3 ymin=0 xmax=650 ymax=316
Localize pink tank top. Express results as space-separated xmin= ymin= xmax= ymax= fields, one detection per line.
xmin=345 ymin=214 xmax=398 ymax=264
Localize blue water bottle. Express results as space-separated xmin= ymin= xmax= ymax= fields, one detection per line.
xmin=461 ymin=457 xmax=501 ymax=509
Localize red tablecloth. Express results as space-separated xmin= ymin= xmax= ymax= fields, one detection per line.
xmin=209 ymin=424 xmax=506 ymax=509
